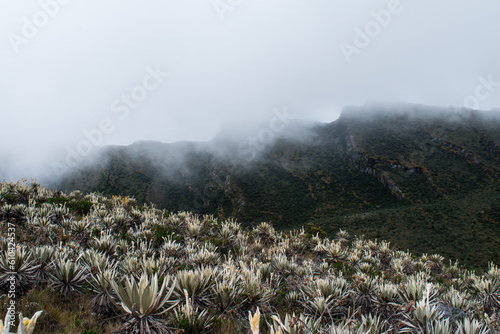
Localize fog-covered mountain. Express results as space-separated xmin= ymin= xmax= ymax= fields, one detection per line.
xmin=54 ymin=103 xmax=500 ymax=267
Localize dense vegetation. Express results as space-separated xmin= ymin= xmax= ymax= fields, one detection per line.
xmin=1 ymin=180 xmax=500 ymax=333
xmin=55 ymin=104 xmax=500 ymax=268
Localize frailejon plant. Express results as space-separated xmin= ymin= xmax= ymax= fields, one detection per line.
xmin=0 ymin=309 xmax=43 ymax=334
xmin=50 ymin=257 xmax=87 ymax=299
xmin=108 ymin=273 xmax=177 ymax=334
xmin=1 ymin=180 xmax=500 ymax=333
xmin=88 ymin=269 xmax=119 ymax=317
xmin=0 ymin=247 xmax=37 ymax=296
xmin=32 ymin=245 xmax=56 ymax=286
xmin=172 ymin=290 xmax=213 ymax=333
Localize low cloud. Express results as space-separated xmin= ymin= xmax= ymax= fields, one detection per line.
xmin=1 ymin=1 xmax=499 ymax=182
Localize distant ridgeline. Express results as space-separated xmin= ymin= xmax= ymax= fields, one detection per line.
xmin=54 ymin=103 xmax=500 ymax=267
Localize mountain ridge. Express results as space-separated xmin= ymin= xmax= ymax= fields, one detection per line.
xmin=53 ymin=103 xmax=500 ymax=267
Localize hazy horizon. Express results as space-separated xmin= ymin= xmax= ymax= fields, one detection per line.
xmin=1 ymin=1 xmax=500 ymax=181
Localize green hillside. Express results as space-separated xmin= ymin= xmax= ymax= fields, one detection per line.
xmin=1 ymin=180 xmax=500 ymax=333
xmin=54 ymin=104 xmax=500 ymax=268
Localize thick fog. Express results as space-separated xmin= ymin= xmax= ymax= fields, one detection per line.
xmin=1 ymin=0 xmax=500 ymax=181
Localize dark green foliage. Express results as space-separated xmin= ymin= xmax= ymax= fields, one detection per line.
xmin=81 ymin=329 xmax=99 ymax=334
xmin=305 ymin=222 xmax=327 ymax=238
xmin=54 ymin=105 xmax=500 ymax=268
xmin=67 ymin=200 xmax=93 ymax=216
xmin=152 ymin=224 xmax=173 ymax=248
xmin=46 ymin=196 xmax=69 ymax=205
xmin=175 ymin=319 xmax=207 ymax=334
xmin=310 ymin=190 xmax=500 ymax=268
xmin=2 ymin=193 xmax=18 ymax=204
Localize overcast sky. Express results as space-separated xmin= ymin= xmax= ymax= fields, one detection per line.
xmin=1 ymin=0 xmax=500 ymax=181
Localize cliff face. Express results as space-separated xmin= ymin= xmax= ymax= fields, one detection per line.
xmin=53 ymin=104 xmax=500 ymax=267
xmin=340 ymin=104 xmax=500 ymax=201
xmin=345 ymin=128 xmax=408 ymax=199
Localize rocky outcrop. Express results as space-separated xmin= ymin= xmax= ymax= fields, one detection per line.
xmin=345 ymin=129 xmax=408 ymax=199
xmin=430 ymin=137 xmax=482 ymax=167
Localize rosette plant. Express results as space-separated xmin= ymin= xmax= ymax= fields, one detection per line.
xmin=109 ymin=273 xmax=177 ymax=334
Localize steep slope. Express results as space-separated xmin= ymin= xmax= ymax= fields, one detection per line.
xmin=54 ymin=103 xmax=500 ymax=267
xmin=56 ymin=119 xmax=400 ymax=226
xmin=342 ymin=104 xmax=500 ymax=201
